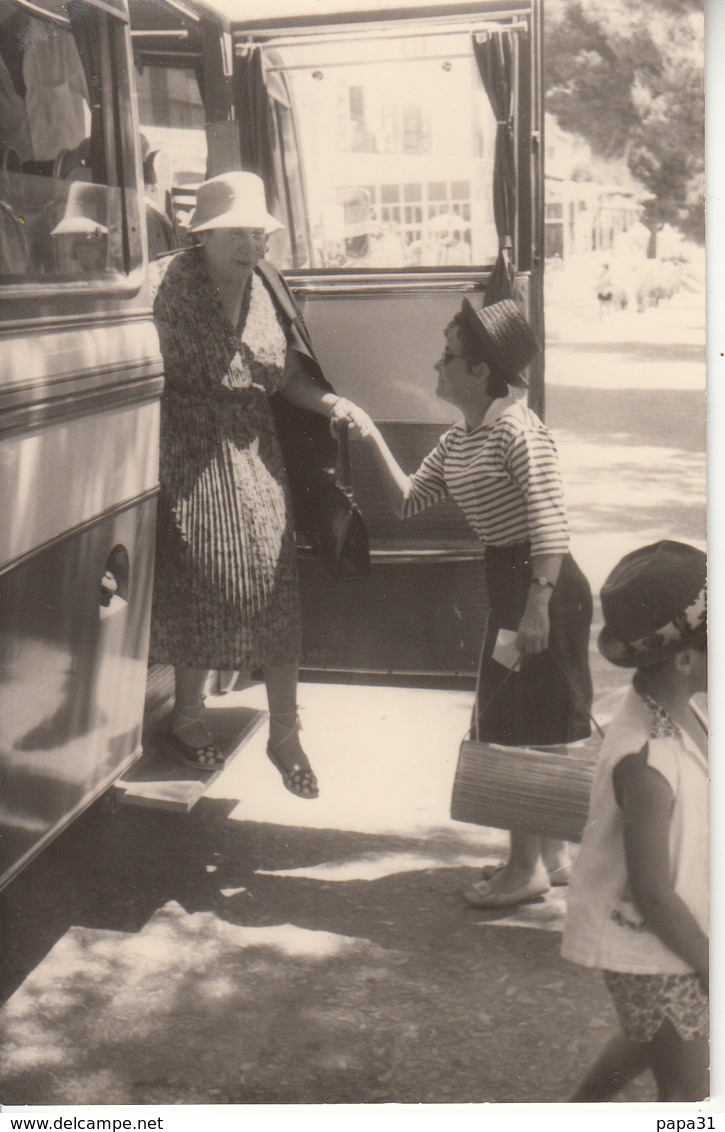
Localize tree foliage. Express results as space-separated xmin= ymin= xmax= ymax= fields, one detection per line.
xmin=544 ymin=0 xmax=705 ymax=242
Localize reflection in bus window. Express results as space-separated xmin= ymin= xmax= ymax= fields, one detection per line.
xmin=0 ymin=0 xmax=141 ymax=286
xmin=134 ymin=61 xmax=208 ymax=245
xmin=255 ymin=32 xmax=498 ymax=271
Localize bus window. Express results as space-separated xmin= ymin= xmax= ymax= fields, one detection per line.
xmin=0 ymin=0 xmax=142 ymax=286
xmin=253 ymin=30 xmax=499 ymax=271
xmin=133 ymin=58 xmax=208 ymax=243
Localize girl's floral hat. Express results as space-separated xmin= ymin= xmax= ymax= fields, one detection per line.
xmin=598 ymin=540 xmax=707 ymax=667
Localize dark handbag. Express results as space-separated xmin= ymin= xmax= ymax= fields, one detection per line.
xmin=450 ymin=654 xmax=603 ymax=843
xmin=300 ymin=424 xmax=370 ymax=579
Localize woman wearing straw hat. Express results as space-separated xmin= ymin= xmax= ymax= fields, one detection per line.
xmin=363 ymin=297 xmax=593 ymax=907
xmin=150 ymin=171 xmax=373 ymax=797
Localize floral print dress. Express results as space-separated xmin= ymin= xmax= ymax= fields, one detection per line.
xmin=149 ymin=247 xmax=301 ymax=671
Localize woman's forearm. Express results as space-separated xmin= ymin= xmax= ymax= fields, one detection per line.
xmin=280 ymin=368 xmax=339 ymax=416
xmin=529 ymin=553 xmax=563 ymax=587
xmin=516 ymin=553 xmax=563 ymax=653
xmin=280 ymin=368 xmax=376 ymax=441
xmin=364 ymin=426 xmax=411 ymax=518
xmin=280 ymin=367 xmax=410 ymax=514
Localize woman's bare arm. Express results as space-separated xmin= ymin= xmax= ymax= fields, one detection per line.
xmin=362 ymin=425 xmax=412 ymax=518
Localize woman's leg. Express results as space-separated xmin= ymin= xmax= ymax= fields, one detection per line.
xmin=263 ymin=662 xmax=314 ymax=775
xmin=541 ymin=837 xmax=571 ymax=882
xmin=491 ymin=828 xmax=549 ymax=890
xmin=171 ymin=665 xmax=210 ymax=746
xmin=465 ymin=827 xmax=549 ymax=906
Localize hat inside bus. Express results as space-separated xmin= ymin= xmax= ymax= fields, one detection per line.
xmin=188 ymin=172 xmax=284 ymax=234
xmin=51 ymin=182 xmax=109 ymax=237
xmin=461 ymin=297 xmax=539 ymax=387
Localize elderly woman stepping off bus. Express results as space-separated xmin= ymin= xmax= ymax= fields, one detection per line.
xmin=363 ymin=297 xmax=593 ymax=907
xmin=150 ymin=172 xmax=372 ymax=796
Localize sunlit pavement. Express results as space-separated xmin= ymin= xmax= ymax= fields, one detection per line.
xmin=0 ymin=288 xmax=706 ymax=1107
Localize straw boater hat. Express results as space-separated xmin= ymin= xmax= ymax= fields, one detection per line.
xmin=598 ymin=540 xmax=707 ymax=667
xmin=460 ymin=297 xmax=540 ymax=387
xmin=188 ymin=171 xmax=284 ymax=235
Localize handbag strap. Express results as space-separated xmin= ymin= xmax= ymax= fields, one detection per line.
xmin=468 ymin=653 xmax=522 ymax=741
xmin=468 ymin=638 xmax=604 ymax=742
xmin=549 ymin=648 xmax=605 ymax=739
xmin=337 ymin=421 xmax=353 ymax=496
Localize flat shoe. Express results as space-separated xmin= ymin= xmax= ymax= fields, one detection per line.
xmin=267 ymin=745 xmax=319 ymax=799
xmin=162 ymin=731 xmax=225 ymax=771
xmin=463 ymin=877 xmax=550 ymax=909
xmin=483 ymin=862 xmax=570 ymax=885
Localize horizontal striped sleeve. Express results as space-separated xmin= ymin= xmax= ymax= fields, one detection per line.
xmin=501 ymin=423 xmax=569 ymax=556
xmin=402 ymin=433 xmax=450 ymax=518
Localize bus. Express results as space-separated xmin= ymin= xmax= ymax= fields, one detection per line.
xmin=0 ymin=0 xmax=544 ymax=888
xmin=130 ymin=0 xmax=545 ymax=677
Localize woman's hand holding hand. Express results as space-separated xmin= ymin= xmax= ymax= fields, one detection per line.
xmin=329 ymin=397 xmax=376 ymax=441
xmin=516 ymin=590 xmax=551 ymax=654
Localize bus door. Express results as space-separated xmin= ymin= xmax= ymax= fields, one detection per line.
xmin=0 ymin=0 xmax=160 ymax=889
xmin=230 ymin=1 xmax=544 ymax=682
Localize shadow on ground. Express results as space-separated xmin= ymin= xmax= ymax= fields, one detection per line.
xmin=551 ymin=340 xmax=704 ymax=366
xmin=0 ymin=796 xmax=655 ymax=1106
xmin=547 ymin=386 xmax=706 ymax=453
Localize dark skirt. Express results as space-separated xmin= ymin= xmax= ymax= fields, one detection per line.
xmin=474 ymin=543 xmax=593 ymax=747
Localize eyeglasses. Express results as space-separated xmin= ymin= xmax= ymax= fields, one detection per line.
xmin=441 ymin=348 xmax=466 ymax=366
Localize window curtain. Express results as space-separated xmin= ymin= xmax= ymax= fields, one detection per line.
xmin=235 ymin=45 xmax=278 ymax=209
xmin=68 ymin=0 xmax=105 ymax=184
xmin=472 ymin=30 xmax=515 ymax=305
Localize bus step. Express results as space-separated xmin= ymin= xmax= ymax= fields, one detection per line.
xmin=113 ymin=703 xmax=266 ymax=813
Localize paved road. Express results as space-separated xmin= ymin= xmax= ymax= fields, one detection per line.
xmin=0 ymin=287 xmax=707 ymax=1108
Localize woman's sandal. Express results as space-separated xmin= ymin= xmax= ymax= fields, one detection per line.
xmin=162 ymin=704 xmax=226 ymax=772
xmin=267 ymin=711 xmax=319 ymax=799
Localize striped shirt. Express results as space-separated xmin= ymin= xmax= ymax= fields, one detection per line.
xmin=402 ymin=395 xmax=569 ymax=557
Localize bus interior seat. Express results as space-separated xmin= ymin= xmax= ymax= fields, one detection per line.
xmin=0 ymin=199 xmax=29 ymax=275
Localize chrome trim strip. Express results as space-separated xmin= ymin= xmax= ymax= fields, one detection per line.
xmin=249 ymin=19 xmax=527 ymax=51
xmin=0 ymin=309 xmax=154 ymax=336
xmin=288 ymin=267 xmax=490 ymax=285
xmin=0 ymin=374 xmax=164 ymax=437
xmin=0 ymin=318 xmax=161 ymax=391
xmin=298 ymin=546 xmax=485 ymax=564
xmin=287 ymin=268 xmax=532 ymax=298
xmin=1 ymin=399 xmax=159 ymax=568
xmin=0 ymin=487 xmax=159 ymax=580
xmin=289 ymin=279 xmax=488 ymax=297
xmin=368 ymin=547 xmax=485 ymax=563
xmin=233 ymin=2 xmax=532 ymax=37
xmin=300 ymin=664 xmax=476 ymax=680
xmin=1 ymin=359 xmax=163 ymax=409
xmin=0 ymin=265 xmax=146 ymax=303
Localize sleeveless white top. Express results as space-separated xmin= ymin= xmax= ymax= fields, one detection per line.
xmin=562 ymin=684 xmax=708 ymax=974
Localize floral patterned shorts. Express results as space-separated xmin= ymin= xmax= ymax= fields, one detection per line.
xmin=604 ymin=971 xmax=708 ymax=1043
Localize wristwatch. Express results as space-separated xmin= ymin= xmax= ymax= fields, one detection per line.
xmin=530 ymin=576 xmax=555 ymax=591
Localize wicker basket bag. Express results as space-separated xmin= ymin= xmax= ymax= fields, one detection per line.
xmin=451 ymin=738 xmax=598 ymax=843
xmin=450 ymin=655 xmax=603 ymax=843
